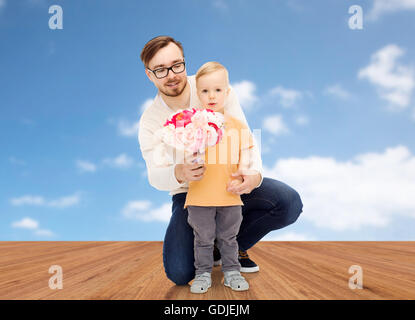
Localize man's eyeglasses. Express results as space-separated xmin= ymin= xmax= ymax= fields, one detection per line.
xmin=147 ymin=61 xmax=186 ymax=79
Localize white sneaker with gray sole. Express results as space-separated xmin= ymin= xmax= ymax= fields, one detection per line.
xmin=190 ymin=272 xmax=212 ymax=294
xmin=223 ymin=270 xmax=249 ymax=291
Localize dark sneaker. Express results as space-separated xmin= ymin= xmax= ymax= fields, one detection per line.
xmin=213 ymin=245 xmax=222 ymax=266
xmin=238 ymin=250 xmax=259 ymax=273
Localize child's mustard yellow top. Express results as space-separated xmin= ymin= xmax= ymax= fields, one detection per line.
xmin=184 ymin=115 xmax=254 ymax=208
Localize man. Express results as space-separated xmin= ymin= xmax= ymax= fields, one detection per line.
xmin=138 ymin=36 xmax=303 ymax=285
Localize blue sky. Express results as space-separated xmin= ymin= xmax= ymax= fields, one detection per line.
xmin=1 ymin=0 xmax=415 ymax=241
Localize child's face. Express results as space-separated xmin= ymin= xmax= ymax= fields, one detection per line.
xmin=196 ymin=70 xmax=230 ymax=113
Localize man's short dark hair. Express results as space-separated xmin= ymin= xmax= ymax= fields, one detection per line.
xmin=140 ymin=36 xmax=184 ymax=68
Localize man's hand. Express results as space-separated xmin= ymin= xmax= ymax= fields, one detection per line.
xmin=174 ymin=152 xmax=206 ymax=183
xmin=226 ymin=169 xmax=261 ymax=195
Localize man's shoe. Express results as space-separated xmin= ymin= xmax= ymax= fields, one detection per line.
xmin=238 ymin=250 xmax=259 ymax=273
xmin=213 ymin=245 xmax=222 ymax=266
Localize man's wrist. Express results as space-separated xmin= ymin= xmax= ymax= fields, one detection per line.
xmin=245 ymin=170 xmax=262 ymax=188
xmin=174 ymin=164 xmax=184 ymax=184
xmin=255 ymin=171 xmax=263 ymax=188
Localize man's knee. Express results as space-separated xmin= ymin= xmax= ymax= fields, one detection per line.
xmin=163 ymin=244 xmax=195 ymax=286
xmin=165 ymin=269 xmax=194 ymax=285
xmin=271 ymin=186 xmax=303 ymax=226
xmin=287 ymin=188 xmax=303 ymax=224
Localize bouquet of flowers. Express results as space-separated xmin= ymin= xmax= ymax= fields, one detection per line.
xmin=161 ymin=108 xmax=225 ymax=162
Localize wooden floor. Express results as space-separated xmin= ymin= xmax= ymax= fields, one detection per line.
xmin=0 ymin=241 xmax=414 ymax=300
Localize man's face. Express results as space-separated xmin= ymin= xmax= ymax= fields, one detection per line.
xmin=145 ymin=42 xmax=187 ymax=97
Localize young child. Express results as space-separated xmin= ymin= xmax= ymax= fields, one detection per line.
xmin=184 ymin=61 xmax=254 ymax=293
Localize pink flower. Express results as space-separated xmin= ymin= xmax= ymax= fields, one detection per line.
xmin=162 ymin=107 xmax=225 ymax=154
xmin=193 ymin=127 xmax=206 ymax=153
xmin=208 ymin=122 xmax=222 ymax=145
xmin=165 ymin=108 xmax=196 ymax=128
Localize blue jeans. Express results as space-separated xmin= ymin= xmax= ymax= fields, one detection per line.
xmin=162 ymin=177 xmax=304 ymax=285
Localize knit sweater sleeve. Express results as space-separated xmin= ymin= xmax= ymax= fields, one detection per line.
xmin=138 ymin=111 xmax=186 ymax=192
xmin=225 ymin=85 xmax=264 ymax=188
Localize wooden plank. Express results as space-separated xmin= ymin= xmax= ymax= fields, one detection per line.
xmin=0 ymin=241 xmax=414 ymax=300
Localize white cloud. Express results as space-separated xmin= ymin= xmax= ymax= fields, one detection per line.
xmin=11 ymin=217 xmax=54 ymax=237
xmin=10 ymin=195 xmax=45 ymax=206
xmin=0 ymin=0 xmax=6 ymax=10
xmin=358 ymin=44 xmax=415 ymax=110
xmin=116 ymin=99 xmax=152 ymax=138
xmin=294 ymin=115 xmax=309 ymax=126
xmin=260 ymin=143 xmax=272 ymax=155
xmin=231 ymin=80 xmax=258 ymax=110
xmin=103 ymin=153 xmax=134 ymax=169
xmin=76 ymin=160 xmax=97 ymax=173
xmin=12 ymin=217 xmax=39 ymax=229
xmin=262 ymin=231 xmax=316 ymax=241
xmin=264 ymin=145 xmax=415 ymax=231
xmin=367 ymin=0 xmax=415 ymax=20
xmin=324 ymin=84 xmax=351 ymax=100
xmin=78 ymin=155 xmax=138 ymax=172
xmin=263 ymin=115 xmax=289 ymax=135
xmin=122 ymin=201 xmax=171 ymax=223
xmin=269 ymin=86 xmax=303 ymax=108
xmin=47 ymin=194 xmax=80 ymax=208
xmin=34 ymin=229 xmax=54 ymax=236
xmin=10 ymin=193 xmax=80 ymax=208
xmin=118 ymin=119 xmax=140 ymax=137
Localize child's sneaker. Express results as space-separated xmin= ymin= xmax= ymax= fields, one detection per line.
xmin=223 ymin=270 xmax=249 ymax=291
xmin=190 ymin=272 xmax=212 ymax=294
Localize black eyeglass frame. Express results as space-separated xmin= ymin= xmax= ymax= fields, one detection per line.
xmin=147 ymin=61 xmax=186 ymax=79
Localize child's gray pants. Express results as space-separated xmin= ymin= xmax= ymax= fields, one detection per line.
xmin=187 ymin=205 xmax=242 ymax=275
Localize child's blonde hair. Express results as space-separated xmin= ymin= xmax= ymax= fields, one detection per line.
xmin=195 ymin=61 xmax=229 ymax=85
